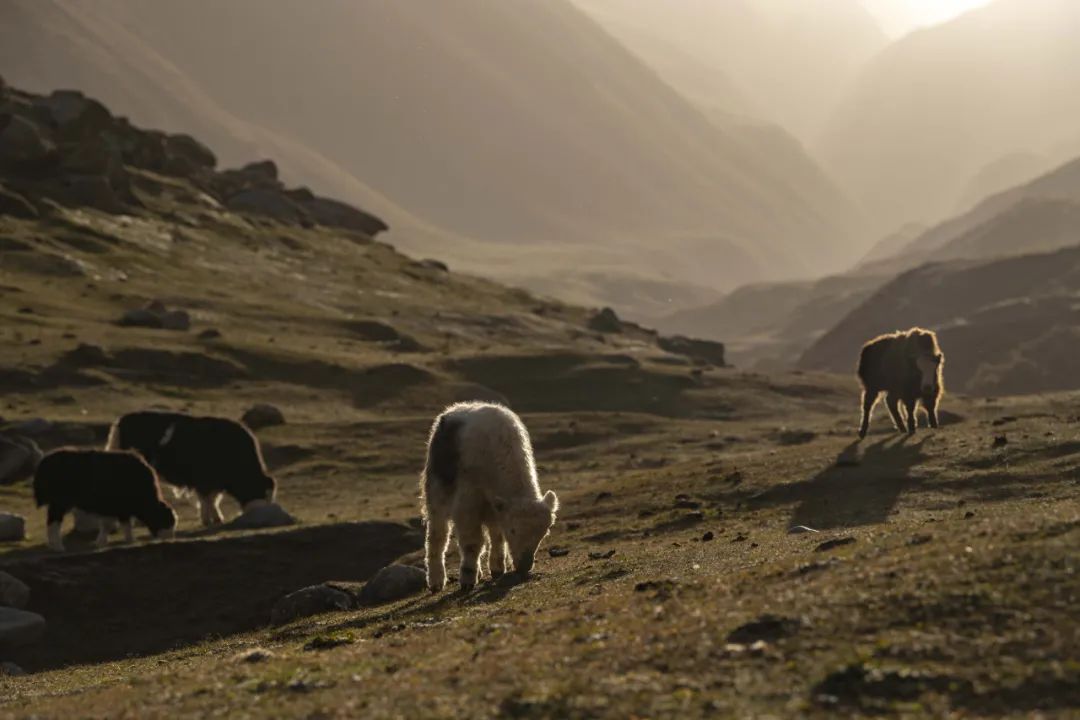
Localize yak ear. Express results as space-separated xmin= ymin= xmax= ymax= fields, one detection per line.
xmin=542 ymin=490 xmax=559 ymax=514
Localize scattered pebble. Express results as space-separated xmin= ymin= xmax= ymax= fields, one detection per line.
xmin=548 ymin=547 xmax=569 ymax=558
xmin=701 ymin=531 xmax=714 ymax=542
xmin=588 ymin=549 xmax=616 ymax=560
xmin=594 ymin=492 xmax=613 ymax=503
xmin=236 ymin=648 xmax=275 ymax=664
xmin=788 ymin=525 xmax=820 ymax=535
xmin=993 ymin=435 xmax=1008 ymax=448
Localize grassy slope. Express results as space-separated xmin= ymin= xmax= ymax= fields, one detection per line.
xmin=1 ymin=90 xmax=1078 ymax=720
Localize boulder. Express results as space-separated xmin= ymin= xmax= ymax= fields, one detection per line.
xmin=357 ymin=564 xmax=426 ymax=606
xmin=241 ymin=403 xmax=286 ymax=430
xmin=0 ymin=114 xmax=56 ymax=170
xmin=117 ymin=307 xmax=164 ymax=329
xmin=60 ymin=174 xmax=126 ymax=213
xmin=0 ymin=184 xmax=38 ymax=219
xmin=301 ymin=196 xmax=388 ymax=236
xmin=225 ymin=188 xmax=310 ymax=225
xmin=588 ymin=307 xmax=623 ymax=333
xmin=0 ymin=514 xmax=26 ymax=543
xmin=0 ymin=608 xmax=45 ymax=650
xmin=33 ymin=90 xmax=113 ymax=139
xmin=418 ymin=259 xmax=449 ymax=272
xmin=0 ymin=661 xmax=25 ymax=677
xmin=0 ymin=571 xmax=30 ymax=609
xmin=163 ymin=133 xmax=216 ymax=172
xmin=226 ymin=501 xmax=296 ymax=529
xmin=658 ymin=335 xmax=727 ymax=367
xmin=0 ymin=435 xmax=40 ymax=485
xmin=271 ymin=584 xmax=352 ymax=625
xmin=160 ymin=310 xmax=191 ymax=331
xmin=238 ymin=160 xmax=279 ymax=183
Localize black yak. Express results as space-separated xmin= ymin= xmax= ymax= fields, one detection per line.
xmin=857 ymin=327 xmax=945 ymax=438
xmin=106 ymin=411 xmax=276 ymax=525
xmin=34 ymin=449 xmax=177 ymax=552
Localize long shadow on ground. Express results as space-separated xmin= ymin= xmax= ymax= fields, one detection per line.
xmin=0 ymin=522 xmax=423 ymax=671
xmin=747 ymin=436 xmax=930 ymax=530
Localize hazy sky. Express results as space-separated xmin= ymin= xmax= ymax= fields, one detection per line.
xmin=862 ymin=0 xmax=992 ymax=35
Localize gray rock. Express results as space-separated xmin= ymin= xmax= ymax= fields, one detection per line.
xmin=0 ymin=608 xmax=45 ymax=650
xmin=0 ymin=571 xmax=30 ymax=609
xmin=0 ymin=661 xmax=26 ymax=676
xmin=0 ymin=436 xmax=40 ymax=485
xmin=301 ymin=196 xmax=388 ymax=236
xmin=117 ymin=307 xmax=164 ymax=329
xmin=588 ymin=307 xmax=623 ymax=333
xmin=357 ymin=564 xmax=427 ymax=606
xmin=160 ymin=310 xmax=191 ymax=331
xmin=0 ymin=115 xmax=56 ymax=169
xmin=226 ymin=501 xmax=296 ymax=529
xmin=226 ymin=188 xmax=310 ymax=225
xmin=241 ymin=404 xmax=286 ymax=430
xmin=271 ymin=584 xmax=353 ymax=625
xmin=0 ymin=513 xmax=26 ymax=543
xmin=787 ymin=525 xmax=820 ymax=535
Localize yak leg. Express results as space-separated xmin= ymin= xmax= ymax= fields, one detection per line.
xmin=424 ymin=511 xmax=451 ymax=592
xmin=858 ymin=390 xmax=879 ymax=439
xmin=886 ymin=393 xmax=906 ymax=433
xmin=455 ymin=521 xmax=485 ymax=591
xmin=488 ymin=526 xmax=509 ymax=577
xmin=925 ymin=395 xmax=940 ymax=429
xmin=198 ymin=492 xmax=224 ymax=526
xmin=121 ymin=518 xmax=134 ymax=543
xmin=46 ymin=505 xmax=67 ymax=552
xmin=905 ymin=398 xmax=918 ymax=434
xmin=94 ymin=518 xmax=110 ymax=548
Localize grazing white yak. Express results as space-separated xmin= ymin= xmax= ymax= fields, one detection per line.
xmin=421 ymin=402 xmax=558 ymax=591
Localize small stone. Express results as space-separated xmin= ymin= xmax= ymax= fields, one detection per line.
xmin=0 ymin=608 xmax=46 ymax=649
xmin=964 ymin=511 xmax=975 ymax=519
xmin=241 ymin=404 xmax=286 ymax=430
xmin=548 ymin=547 xmax=570 ymax=557
xmin=788 ymin=525 xmax=820 ymax=535
xmin=117 ymin=308 xmax=164 ymax=329
xmin=271 ymin=584 xmax=353 ymax=625
xmin=0 ymin=513 xmax=26 ymax=543
xmin=594 ymin=491 xmax=613 ymax=503
xmin=0 ymin=661 xmax=25 ymax=676
xmin=160 ymin=310 xmax=191 ymax=331
xmin=587 ymin=307 xmax=622 ymax=333
xmin=197 ymin=328 xmax=222 ymax=340
xmin=701 ymin=531 xmax=715 ymax=542
xmin=992 ymin=435 xmax=1008 ymax=448
xmin=588 ymin=549 xmax=616 ymax=560
xmin=226 ymin=501 xmax=296 ymax=529
xmin=0 ymin=571 xmax=30 ymax=608
xmin=357 ymin=564 xmax=426 ymax=606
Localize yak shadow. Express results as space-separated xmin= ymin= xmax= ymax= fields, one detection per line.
xmin=0 ymin=521 xmax=423 ymax=671
xmin=749 ymin=436 xmax=930 ymax=530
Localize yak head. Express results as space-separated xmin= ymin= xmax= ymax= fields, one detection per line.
xmin=493 ymin=490 xmax=559 ymax=576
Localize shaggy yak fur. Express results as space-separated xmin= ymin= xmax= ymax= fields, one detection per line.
xmin=34 ymin=449 xmax=177 ymax=552
xmin=106 ymin=411 xmax=276 ymax=526
xmin=421 ymin=402 xmax=559 ymax=592
xmin=857 ymin=327 xmax=945 ymax=438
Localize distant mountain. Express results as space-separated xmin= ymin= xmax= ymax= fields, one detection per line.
xmin=574 ymin=0 xmax=886 ymax=140
xmin=860 ymin=156 xmax=1080 ymax=273
xmin=0 ymin=0 xmax=865 ymax=318
xmin=821 ymin=0 xmax=1080 ymax=236
xmin=798 ymin=245 xmax=1080 ymax=395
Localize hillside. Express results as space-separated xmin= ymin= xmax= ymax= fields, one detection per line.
xmin=2 ymin=81 xmax=1079 ymax=718
xmin=860 ymin=156 xmax=1080 ymax=273
xmin=821 ymin=0 xmax=1080 ymax=236
xmin=799 ymin=245 xmax=1080 ymax=395
xmin=0 ymin=0 xmax=865 ymax=317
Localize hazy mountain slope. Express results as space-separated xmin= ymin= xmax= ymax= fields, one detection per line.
xmin=859 ymin=156 xmax=1080 ymax=272
xmin=0 ymin=0 xmax=864 ymax=313
xmin=821 ymin=0 xmax=1080 ymax=235
xmin=574 ymin=0 xmax=886 ymax=140
xmin=657 ymin=272 xmax=888 ymax=369
xmin=798 ymin=245 xmax=1080 ymax=395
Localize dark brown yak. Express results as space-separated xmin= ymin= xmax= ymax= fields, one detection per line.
xmin=857 ymin=327 xmax=944 ymax=438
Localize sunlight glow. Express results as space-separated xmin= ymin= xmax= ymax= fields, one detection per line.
xmin=862 ymin=0 xmax=993 ymax=36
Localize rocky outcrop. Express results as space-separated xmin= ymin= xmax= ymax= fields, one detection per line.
xmin=0 ymin=83 xmax=386 ymax=236
xmin=658 ymin=335 xmax=726 ymax=367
